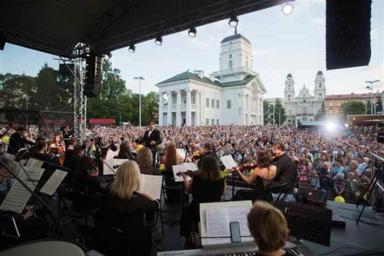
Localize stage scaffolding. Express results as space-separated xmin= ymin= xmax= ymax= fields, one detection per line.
xmin=60 ymin=43 xmax=88 ymax=139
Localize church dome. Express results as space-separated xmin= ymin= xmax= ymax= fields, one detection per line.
xmin=317 ymin=71 xmax=323 ymax=75
xmin=287 ymin=73 xmax=292 ymax=78
xmin=221 ymin=33 xmax=251 ymax=44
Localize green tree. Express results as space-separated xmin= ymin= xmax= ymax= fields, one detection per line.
xmin=143 ymin=91 xmax=159 ymax=123
xmin=263 ymin=100 xmax=272 ymax=125
xmin=87 ymin=60 xmax=127 ymax=121
xmin=342 ymin=101 xmax=366 ymax=116
xmin=274 ymin=99 xmax=286 ymax=126
xmin=34 ymin=64 xmax=72 ymax=111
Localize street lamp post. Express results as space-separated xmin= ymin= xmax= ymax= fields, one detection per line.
xmin=134 ymin=76 xmax=144 ymax=128
xmin=366 ymin=80 xmax=380 ymax=115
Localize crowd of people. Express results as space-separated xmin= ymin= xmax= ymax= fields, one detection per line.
xmin=0 ymin=122 xmax=383 ymax=255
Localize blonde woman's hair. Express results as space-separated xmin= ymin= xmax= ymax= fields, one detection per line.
xmin=110 ymin=160 xmax=141 ymax=199
xmin=137 ymin=147 xmax=153 ymax=167
xmin=247 ymin=201 xmax=288 ymax=253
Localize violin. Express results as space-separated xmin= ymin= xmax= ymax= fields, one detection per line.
xmin=239 ymin=163 xmax=258 ymax=171
xmin=176 ymin=170 xmax=199 ymax=177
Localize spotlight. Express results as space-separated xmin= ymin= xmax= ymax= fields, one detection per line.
xmin=155 ymin=35 xmax=163 ymax=46
xmin=228 ymin=15 xmax=239 ymax=28
xmin=128 ymin=44 xmax=135 ymax=53
xmin=188 ymin=27 xmax=197 ymax=38
xmin=325 ymin=121 xmax=336 ymax=132
xmin=281 ymin=3 xmax=294 ymax=15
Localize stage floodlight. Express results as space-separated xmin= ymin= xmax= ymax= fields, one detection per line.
xmin=155 ymin=35 xmax=163 ymax=46
xmin=188 ymin=27 xmax=197 ymax=38
xmin=128 ymin=44 xmax=136 ymax=53
xmin=282 ymin=3 xmax=294 ymax=15
xmin=228 ymin=15 xmax=239 ymax=28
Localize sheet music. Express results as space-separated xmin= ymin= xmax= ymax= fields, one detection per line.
xmin=105 ymin=149 xmax=119 ymax=160
xmin=176 ymin=148 xmax=186 ymax=158
xmin=220 ymin=155 xmax=238 ymax=170
xmin=200 ymin=201 xmax=253 ymax=247
xmin=0 ymin=166 xmax=44 ymax=214
xmin=206 ymin=208 xmax=230 ymax=237
xmin=182 ymin=162 xmax=198 ymax=172
xmin=172 ymin=165 xmax=185 ymax=182
xmin=103 ymin=159 xmax=129 ymax=175
xmin=139 ymin=174 xmax=162 ymax=199
xmin=25 ymin=158 xmax=43 ymax=170
xmin=40 ymin=170 xmax=67 ymax=196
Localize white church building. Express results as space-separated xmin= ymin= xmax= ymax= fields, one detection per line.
xmin=156 ymin=33 xmax=266 ymax=126
xmin=283 ymin=71 xmax=326 ymax=124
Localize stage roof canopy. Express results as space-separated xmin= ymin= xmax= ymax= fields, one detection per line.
xmin=0 ymin=0 xmax=287 ymax=57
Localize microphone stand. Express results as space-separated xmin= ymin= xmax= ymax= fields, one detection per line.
xmin=0 ymin=158 xmax=72 ymax=240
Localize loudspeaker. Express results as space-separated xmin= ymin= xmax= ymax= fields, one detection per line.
xmin=326 ymin=0 xmax=371 ymax=70
xmin=0 ymin=34 xmax=5 ymax=50
xmin=84 ymin=54 xmax=103 ymax=97
xmin=295 ymin=187 xmax=328 ymax=208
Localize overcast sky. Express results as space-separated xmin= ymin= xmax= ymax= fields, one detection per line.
xmin=0 ymin=0 xmax=383 ymax=98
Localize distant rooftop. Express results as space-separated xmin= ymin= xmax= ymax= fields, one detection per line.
xmin=156 ymin=70 xmax=258 ymax=88
xmin=326 ymin=93 xmax=381 ymax=100
xmin=220 ymin=33 xmax=251 ymax=44
xmin=156 ymin=71 xmax=219 ymax=86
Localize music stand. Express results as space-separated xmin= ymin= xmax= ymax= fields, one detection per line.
xmin=355 ymin=162 xmax=384 ymax=225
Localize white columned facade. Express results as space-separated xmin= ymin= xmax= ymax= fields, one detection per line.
xmin=167 ymin=91 xmax=172 ymax=125
xmin=186 ymin=89 xmax=191 ymax=126
xmin=196 ymin=91 xmax=200 ymax=126
xmin=176 ymin=90 xmax=181 ymax=126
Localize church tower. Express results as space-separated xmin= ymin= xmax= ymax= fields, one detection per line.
xmin=284 ymin=73 xmax=296 ymax=123
xmin=216 ymin=31 xmax=253 ymax=83
xmin=314 ymin=71 xmax=326 ymax=100
xmin=284 ymin=73 xmax=295 ymax=102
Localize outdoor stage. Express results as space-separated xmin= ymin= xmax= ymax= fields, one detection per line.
xmin=156 ymin=194 xmax=384 ymax=255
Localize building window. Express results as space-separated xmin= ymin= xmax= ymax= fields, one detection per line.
xmin=288 ymin=95 xmax=291 ymax=101
xmin=206 ymin=98 xmax=209 ymax=107
xmin=229 ymin=54 xmax=232 ymax=59
xmin=227 ymin=100 xmax=231 ymax=109
xmin=211 ymin=99 xmax=215 ymax=108
xmin=216 ymin=100 xmax=219 ymax=109
xmin=319 ymin=93 xmax=322 ymax=99
xmin=229 ymin=60 xmax=233 ymax=69
xmin=211 ymin=119 xmax=215 ymax=125
xmin=319 ymin=82 xmax=322 ymax=88
xmin=206 ymin=119 xmax=209 ymax=125
xmin=217 ymin=119 xmax=220 ymax=125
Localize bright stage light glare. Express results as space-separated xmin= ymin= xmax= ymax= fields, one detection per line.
xmin=282 ymin=3 xmax=294 ymax=15
xmin=325 ymin=121 xmax=336 ymax=132
xmin=344 ymin=123 xmax=349 ymax=128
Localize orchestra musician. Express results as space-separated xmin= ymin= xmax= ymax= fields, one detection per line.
xmin=180 ymin=155 xmax=225 ymax=246
xmin=233 ymin=149 xmax=277 ymax=201
xmin=95 ymin=161 xmax=160 ymax=256
xmin=247 ymin=201 xmax=295 ymax=256
xmin=142 ymin=121 xmax=162 ymax=166
xmin=49 ymin=132 xmax=66 ymax=165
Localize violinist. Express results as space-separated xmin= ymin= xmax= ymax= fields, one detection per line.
xmin=49 ymin=132 xmax=66 ymax=165
xmin=233 ymin=149 xmax=277 ymax=201
xmin=180 ymin=155 xmax=225 ymax=245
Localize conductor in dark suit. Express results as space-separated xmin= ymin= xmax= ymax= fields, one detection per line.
xmin=142 ymin=121 xmax=162 ymax=165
